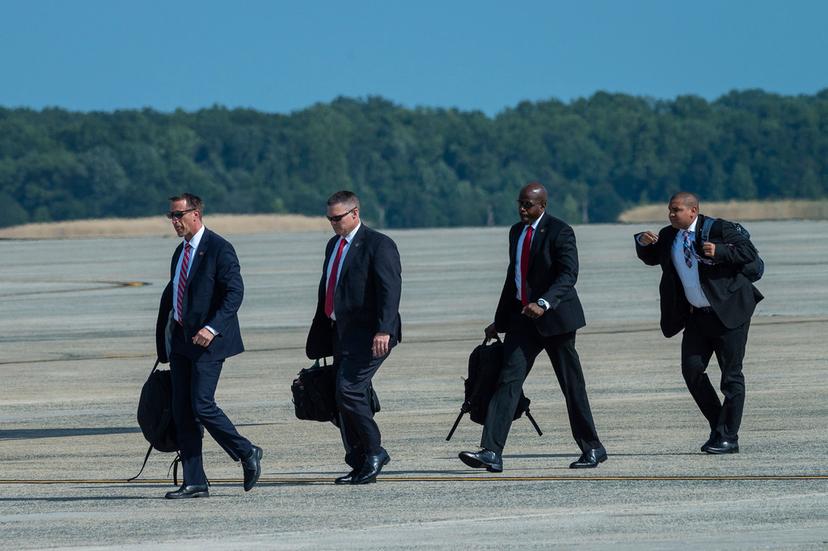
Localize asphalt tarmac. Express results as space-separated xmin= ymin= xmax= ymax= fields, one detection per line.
xmin=1 ymin=221 xmax=826 ymax=549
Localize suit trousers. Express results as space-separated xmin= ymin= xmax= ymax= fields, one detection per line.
xmin=170 ymin=325 xmax=252 ymax=485
xmin=681 ymin=309 xmax=750 ymax=440
xmin=481 ymin=311 xmax=601 ymax=454
xmin=333 ymin=329 xmax=390 ymax=468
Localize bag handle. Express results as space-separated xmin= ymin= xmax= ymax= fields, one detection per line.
xmin=481 ymin=335 xmax=502 ymax=346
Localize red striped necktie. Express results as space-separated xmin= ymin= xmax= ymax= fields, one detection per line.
xmin=520 ymin=226 xmax=533 ymax=305
xmin=324 ymin=238 xmax=347 ymax=318
xmin=176 ymin=242 xmax=192 ymax=323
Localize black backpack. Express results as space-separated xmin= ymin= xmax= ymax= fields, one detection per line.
xmin=699 ymin=216 xmax=765 ymax=282
xmin=129 ymin=360 xmax=181 ymax=483
xmin=446 ymin=337 xmax=542 ymax=441
xmin=292 ymin=358 xmax=380 ymax=426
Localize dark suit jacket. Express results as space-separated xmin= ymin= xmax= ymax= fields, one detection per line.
xmin=155 ymin=228 xmax=245 ymax=362
xmin=494 ymin=213 xmax=586 ymax=337
xmin=306 ymin=225 xmax=402 ymax=359
xmin=635 ymin=214 xmax=764 ymax=338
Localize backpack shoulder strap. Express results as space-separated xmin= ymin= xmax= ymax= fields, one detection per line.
xmin=701 ymin=216 xmax=717 ymax=243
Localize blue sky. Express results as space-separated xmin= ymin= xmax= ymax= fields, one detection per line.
xmin=1 ymin=0 xmax=826 ymax=116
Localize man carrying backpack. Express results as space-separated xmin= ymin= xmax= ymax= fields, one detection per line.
xmin=156 ymin=193 xmax=262 ymax=498
xmin=635 ymin=191 xmax=764 ymax=454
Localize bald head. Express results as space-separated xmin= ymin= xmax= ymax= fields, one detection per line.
xmin=517 ymin=181 xmax=548 ymax=224
xmin=669 ymin=191 xmax=699 ymax=209
xmin=521 ymin=182 xmax=548 ymax=203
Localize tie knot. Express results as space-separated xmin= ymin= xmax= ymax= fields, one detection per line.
xmin=185 ymin=242 xmax=192 ymax=251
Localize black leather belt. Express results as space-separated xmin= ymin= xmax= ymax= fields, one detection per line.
xmin=690 ymin=306 xmax=715 ymax=315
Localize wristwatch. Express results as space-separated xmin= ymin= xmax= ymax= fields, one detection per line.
xmin=537 ymin=298 xmax=550 ymax=311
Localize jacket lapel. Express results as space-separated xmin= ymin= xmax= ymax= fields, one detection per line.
xmin=186 ymin=229 xmax=209 ymax=283
xmin=335 ymin=225 xmax=364 ymax=284
xmin=527 ymin=213 xmax=549 ymax=273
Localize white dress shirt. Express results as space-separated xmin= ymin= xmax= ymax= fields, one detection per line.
xmin=671 ymin=218 xmax=711 ymax=308
xmin=325 ymin=222 xmax=361 ymax=321
xmin=172 ymin=225 xmax=217 ymax=334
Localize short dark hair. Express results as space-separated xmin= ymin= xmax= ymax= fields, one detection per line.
xmin=669 ymin=191 xmax=699 ymax=209
xmin=326 ymin=190 xmax=360 ymax=209
xmin=169 ymin=193 xmax=204 ymax=213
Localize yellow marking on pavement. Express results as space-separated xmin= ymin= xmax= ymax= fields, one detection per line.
xmin=0 ymin=474 xmax=826 ymax=485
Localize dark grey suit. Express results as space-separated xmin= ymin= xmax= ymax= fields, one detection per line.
xmin=306 ymin=224 xmax=402 ymax=468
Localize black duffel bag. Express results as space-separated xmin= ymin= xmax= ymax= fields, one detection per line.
xmin=446 ymin=336 xmax=542 ymax=440
xmin=292 ymin=358 xmax=380 ymax=426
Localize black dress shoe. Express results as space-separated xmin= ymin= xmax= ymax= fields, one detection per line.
xmin=458 ymin=449 xmax=503 ymax=473
xmin=165 ymin=484 xmax=209 ymax=499
xmin=700 ymin=430 xmax=719 ymax=452
xmin=569 ymin=447 xmax=608 ymax=469
xmin=705 ymin=438 xmax=739 ymax=454
xmin=242 ymin=445 xmax=263 ymax=491
xmin=351 ymin=449 xmax=390 ymax=484
xmin=335 ymin=469 xmax=358 ymax=485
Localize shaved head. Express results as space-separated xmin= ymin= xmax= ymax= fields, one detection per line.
xmin=669 ymin=191 xmax=699 ymax=209
xmin=517 ymin=181 xmax=548 ymax=224
xmin=520 ymin=182 xmax=548 ymax=203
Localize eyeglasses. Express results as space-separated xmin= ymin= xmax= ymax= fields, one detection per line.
xmin=166 ymin=208 xmax=196 ymax=220
xmin=327 ymin=207 xmax=357 ymax=222
xmin=517 ymin=200 xmax=541 ymax=210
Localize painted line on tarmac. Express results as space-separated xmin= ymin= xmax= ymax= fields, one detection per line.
xmin=0 ymin=474 xmax=826 ymax=485
xmin=0 ymin=280 xmax=149 ymax=299
xmin=2 ymin=317 xmax=826 ymax=366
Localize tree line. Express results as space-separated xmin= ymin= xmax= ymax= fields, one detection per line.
xmin=1 ymin=89 xmax=827 ymax=228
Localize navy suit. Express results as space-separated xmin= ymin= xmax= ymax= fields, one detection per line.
xmin=306 ymin=225 xmax=402 ymax=468
xmin=156 ymin=228 xmax=252 ymax=485
xmin=483 ymin=213 xmax=602 ymax=454
xmin=635 ymin=215 xmax=763 ymax=440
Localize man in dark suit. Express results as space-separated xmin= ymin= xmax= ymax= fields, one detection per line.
xmin=306 ymin=190 xmax=402 ymax=485
xmin=155 ymin=193 xmax=262 ymax=499
xmin=459 ymin=182 xmax=606 ymax=472
xmin=635 ymin=191 xmax=763 ymax=454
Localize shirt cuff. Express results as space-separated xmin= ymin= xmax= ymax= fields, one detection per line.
xmin=204 ymin=325 xmax=218 ymax=336
xmin=537 ymin=298 xmax=550 ymax=311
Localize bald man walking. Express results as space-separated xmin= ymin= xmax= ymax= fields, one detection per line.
xmin=459 ymin=182 xmax=606 ymax=472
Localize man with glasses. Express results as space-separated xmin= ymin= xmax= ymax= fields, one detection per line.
xmin=155 ymin=193 xmax=262 ymax=498
xmin=459 ymin=182 xmax=606 ymax=472
xmin=306 ymin=190 xmax=402 ymax=484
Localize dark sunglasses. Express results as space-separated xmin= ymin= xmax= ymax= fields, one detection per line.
xmin=327 ymin=207 xmax=357 ymax=222
xmin=517 ymin=200 xmax=541 ymax=210
xmin=166 ymin=208 xmax=196 ymax=220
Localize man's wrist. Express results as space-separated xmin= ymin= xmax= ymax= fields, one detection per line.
xmin=537 ymin=299 xmax=550 ymax=311
xmin=204 ymin=325 xmax=218 ymax=336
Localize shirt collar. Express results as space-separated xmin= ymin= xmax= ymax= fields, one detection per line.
xmin=685 ymin=217 xmax=698 ymax=233
xmin=185 ymin=225 xmax=206 ymax=249
xmin=342 ymin=222 xmax=361 ymax=243
xmin=526 ymin=211 xmax=544 ymax=231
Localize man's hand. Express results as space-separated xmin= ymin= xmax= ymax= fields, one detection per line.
xmin=521 ymin=303 xmax=545 ymax=319
xmin=702 ymin=242 xmax=716 ymax=257
xmin=484 ymin=323 xmax=498 ymax=340
xmin=372 ymin=332 xmax=391 ymax=358
xmin=639 ymin=231 xmax=659 ymax=245
xmin=192 ymin=328 xmax=215 ymax=348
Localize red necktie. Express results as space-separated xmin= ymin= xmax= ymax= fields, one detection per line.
xmin=324 ymin=238 xmax=347 ymax=318
xmin=520 ymin=226 xmax=533 ymax=305
xmin=176 ymin=242 xmax=192 ymax=323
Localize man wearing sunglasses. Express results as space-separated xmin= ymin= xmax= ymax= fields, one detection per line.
xmin=459 ymin=182 xmax=606 ymax=472
xmin=306 ymin=190 xmax=402 ymax=484
xmin=155 ymin=193 xmax=262 ymax=499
